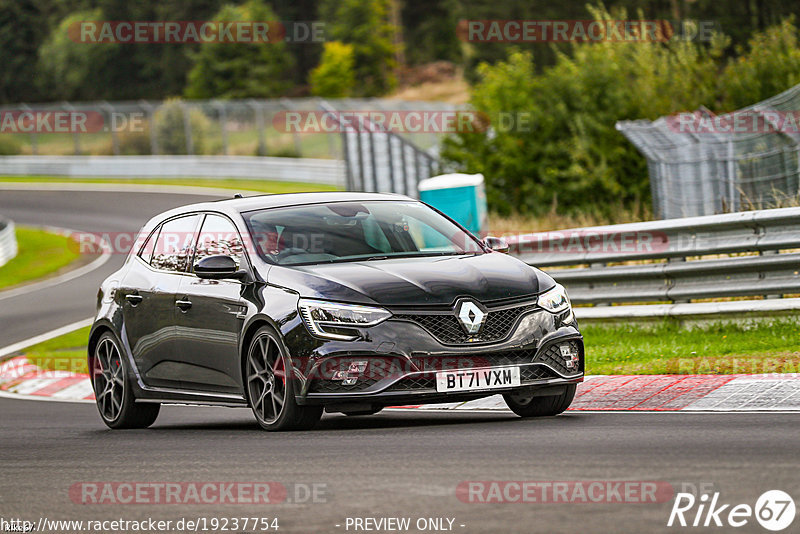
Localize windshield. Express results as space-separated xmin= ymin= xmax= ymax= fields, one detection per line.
xmin=242 ymin=201 xmax=484 ymax=266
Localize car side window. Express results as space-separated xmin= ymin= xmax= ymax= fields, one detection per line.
xmin=137 ymin=228 xmax=159 ymax=265
xmin=193 ymin=214 xmax=245 ymax=271
xmin=150 ymin=214 xmax=200 ymax=273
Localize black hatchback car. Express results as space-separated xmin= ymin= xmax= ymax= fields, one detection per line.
xmin=89 ymin=192 xmax=583 ymax=430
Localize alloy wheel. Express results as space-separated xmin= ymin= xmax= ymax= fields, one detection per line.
xmin=92 ymin=338 xmax=125 ymax=422
xmin=246 ymin=333 xmax=288 ymax=425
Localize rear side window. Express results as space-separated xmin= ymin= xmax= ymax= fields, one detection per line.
xmin=150 ymin=214 xmax=200 ymax=273
xmin=137 ymin=228 xmax=159 ymax=265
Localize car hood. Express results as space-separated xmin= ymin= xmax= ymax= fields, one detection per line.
xmin=267 ymin=252 xmax=555 ymax=307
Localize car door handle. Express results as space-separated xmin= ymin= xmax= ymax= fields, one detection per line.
xmin=125 ymin=294 xmax=143 ymax=305
xmin=175 ymin=299 xmax=192 ymax=312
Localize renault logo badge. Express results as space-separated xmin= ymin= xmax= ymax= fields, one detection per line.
xmin=456 ymin=300 xmax=487 ymax=335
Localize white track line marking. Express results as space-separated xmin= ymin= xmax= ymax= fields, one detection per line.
xmin=0 ymin=317 xmax=93 ymax=359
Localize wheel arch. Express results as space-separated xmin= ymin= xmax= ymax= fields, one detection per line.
xmin=87 ymin=321 xmax=115 ymax=364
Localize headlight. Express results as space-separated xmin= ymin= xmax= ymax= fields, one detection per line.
xmin=537 ymin=284 xmax=571 ymax=314
xmin=298 ymin=299 xmax=392 ymax=340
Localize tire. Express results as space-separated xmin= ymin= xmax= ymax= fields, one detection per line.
xmin=245 ymin=325 xmax=323 ymax=431
xmin=90 ymin=331 xmax=160 ymax=429
xmin=503 ymin=384 xmax=576 ymax=418
xmin=342 ymin=407 xmax=383 ymax=416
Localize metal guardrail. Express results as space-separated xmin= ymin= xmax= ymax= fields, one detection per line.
xmin=0 ymin=218 xmax=18 ymax=268
xmin=0 ymin=156 xmax=345 ymax=186
xmin=507 ymin=207 xmax=800 ymax=316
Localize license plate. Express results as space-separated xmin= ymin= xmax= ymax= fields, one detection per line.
xmin=435 ymin=366 xmax=521 ymax=393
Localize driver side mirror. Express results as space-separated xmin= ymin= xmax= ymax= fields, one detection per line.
xmin=194 ymin=255 xmax=249 ymax=281
xmin=483 ymin=236 xmax=509 ymax=254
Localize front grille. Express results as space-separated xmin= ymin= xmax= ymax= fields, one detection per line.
xmin=307 ymin=356 xmax=401 ymax=393
xmin=394 ymin=303 xmax=536 ymax=345
xmin=520 ymin=366 xmax=557 ymax=381
xmin=538 ymin=340 xmax=583 ymax=376
xmin=388 ymin=376 xmax=436 ymax=391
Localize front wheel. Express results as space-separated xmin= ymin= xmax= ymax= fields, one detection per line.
xmin=245 ymin=326 xmax=322 ymax=431
xmin=503 ymin=384 xmax=576 ymax=417
xmin=90 ymin=332 xmax=160 ymax=429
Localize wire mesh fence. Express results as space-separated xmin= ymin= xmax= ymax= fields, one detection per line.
xmin=0 ymin=97 xmax=454 ymax=197
xmin=0 ymin=97 xmax=453 ymax=160
xmin=617 ymin=83 xmax=800 ymax=219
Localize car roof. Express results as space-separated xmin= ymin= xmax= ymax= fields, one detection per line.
xmin=215 ymin=191 xmax=414 ymax=213
xmin=143 ymin=191 xmax=417 ymax=229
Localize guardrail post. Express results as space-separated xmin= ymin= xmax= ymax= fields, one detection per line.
xmin=760 ymin=250 xmax=783 ymax=298
xmin=20 ymin=104 xmax=37 ymax=155
xmin=247 ymin=99 xmax=267 ymax=156
xmin=102 ymin=101 xmax=119 ymax=155
xmin=214 ymin=100 xmax=228 ymax=155
xmin=139 ymin=100 xmax=157 ymax=155
xmin=62 ymin=102 xmax=81 ymax=155
xmin=280 ymin=98 xmax=302 ymax=156
xmin=182 ymin=101 xmax=194 ymax=155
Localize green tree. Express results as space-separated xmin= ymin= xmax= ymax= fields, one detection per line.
xmin=185 ymin=0 xmax=294 ymax=99
xmin=309 ymin=42 xmax=356 ymax=97
xmin=401 ymin=0 xmax=462 ymax=65
xmin=321 ymin=0 xmax=397 ymax=96
xmin=37 ymin=9 xmax=120 ymax=100
xmin=0 ymin=0 xmax=46 ymax=103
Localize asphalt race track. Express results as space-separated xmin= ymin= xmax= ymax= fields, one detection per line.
xmin=0 ymin=188 xmax=798 ymax=534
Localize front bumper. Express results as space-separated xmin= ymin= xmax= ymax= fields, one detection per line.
xmin=287 ymin=305 xmax=583 ymax=406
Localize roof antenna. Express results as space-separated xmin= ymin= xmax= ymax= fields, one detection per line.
xmin=233 ymin=193 xmax=243 ymax=198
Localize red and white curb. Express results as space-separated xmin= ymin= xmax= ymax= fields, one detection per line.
xmin=2 ymin=355 xmax=799 ymax=411
xmin=0 ymin=356 xmax=94 ymax=402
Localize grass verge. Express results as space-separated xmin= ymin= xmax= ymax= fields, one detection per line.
xmin=22 ymin=326 xmax=91 ymax=375
xmin=0 ymin=176 xmax=341 ymax=194
xmin=0 ymin=226 xmax=81 ymax=290
xmin=18 ymin=319 xmax=800 ymax=377
xmin=583 ymin=318 xmax=800 ymax=374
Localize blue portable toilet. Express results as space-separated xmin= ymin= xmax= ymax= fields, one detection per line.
xmin=418 ymin=173 xmax=487 ymax=235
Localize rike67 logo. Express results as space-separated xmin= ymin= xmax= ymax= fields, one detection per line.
xmin=668 ymin=490 xmax=795 ymax=531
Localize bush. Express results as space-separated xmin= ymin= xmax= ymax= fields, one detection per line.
xmin=719 ymin=18 xmax=800 ymax=110
xmin=0 ymin=136 xmax=21 ymax=155
xmin=153 ymin=99 xmax=211 ymax=155
xmin=118 ymin=129 xmax=153 ymax=155
xmin=309 ymin=42 xmax=356 ymax=98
